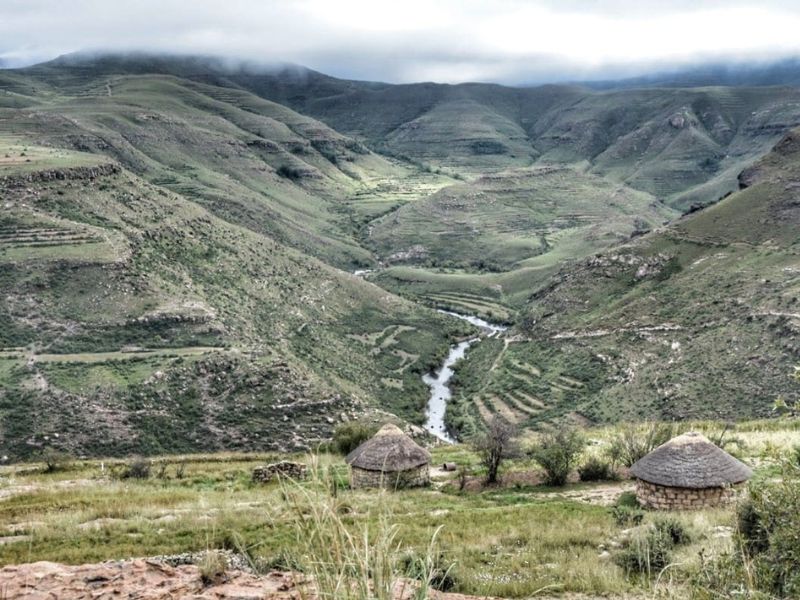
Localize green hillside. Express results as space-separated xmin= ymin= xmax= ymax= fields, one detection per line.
xmin=448 ymin=130 xmax=800 ymax=435
xmin=365 ymin=166 xmax=676 ymax=319
xmin=0 ymin=140 xmax=467 ymax=459
xmin=0 ymin=66 xmax=457 ymax=270
xmin=20 ymin=54 xmax=800 ymax=209
xmin=2 ymin=53 xmax=800 ymax=454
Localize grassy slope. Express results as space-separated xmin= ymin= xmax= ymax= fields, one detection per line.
xmin=0 ymin=420 xmax=796 ymax=597
xmin=0 ymin=143 xmax=468 ymax=459
xmin=366 ymin=166 xmax=677 ymax=319
xmin=22 ymin=55 xmax=800 ymax=207
xmin=238 ymin=66 xmax=800 ymax=208
xmin=450 ymin=131 xmax=800 ymax=432
xmin=2 ymin=54 xmax=800 ymax=444
xmin=0 ymin=68 xmax=456 ymax=271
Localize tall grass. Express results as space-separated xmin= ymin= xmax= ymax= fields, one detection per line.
xmin=278 ymin=458 xmax=445 ymax=600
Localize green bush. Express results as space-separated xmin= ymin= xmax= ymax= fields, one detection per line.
xmin=653 ymin=517 xmax=691 ymax=546
xmin=578 ymin=456 xmax=617 ymax=481
xmin=612 ymin=505 xmax=645 ymax=527
xmin=529 ymin=427 xmax=585 ymax=486
xmin=614 ymin=517 xmax=690 ymax=577
xmin=611 ymin=492 xmax=644 ymax=527
xmin=331 ymin=422 xmax=378 ymax=455
xmin=738 ymin=474 xmax=800 ymax=596
xmin=614 ymin=527 xmax=674 ymax=577
xmin=692 ymin=468 xmax=800 ymax=597
xmin=121 ymin=457 xmax=151 ymax=479
xmin=37 ymin=448 xmax=72 ymax=473
xmin=607 ymin=422 xmax=678 ymax=467
xmin=276 ymin=165 xmax=304 ymax=180
xmin=616 ymin=491 xmax=641 ymax=508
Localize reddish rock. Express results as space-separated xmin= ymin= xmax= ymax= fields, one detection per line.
xmin=0 ymin=560 xmax=502 ymax=600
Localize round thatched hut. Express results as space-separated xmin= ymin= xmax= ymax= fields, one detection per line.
xmin=630 ymin=432 xmax=752 ymax=510
xmin=346 ymin=424 xmax=431 ymax=489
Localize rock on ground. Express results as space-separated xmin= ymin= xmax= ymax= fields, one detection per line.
xmin=0 ymin=559 xmax=499 ymax=599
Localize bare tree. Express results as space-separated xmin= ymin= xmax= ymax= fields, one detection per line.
xmin=471 ymin=416 xmax=519 ymax=485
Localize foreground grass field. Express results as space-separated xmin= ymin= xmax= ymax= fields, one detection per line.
xmin=1 ymin=419 xmax=797 ymax=598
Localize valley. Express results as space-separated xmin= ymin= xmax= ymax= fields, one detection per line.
xmin=0 ymin=52 xmax=799 ymax=458
xmin=1 ymin=40 xmax=800 ymax=600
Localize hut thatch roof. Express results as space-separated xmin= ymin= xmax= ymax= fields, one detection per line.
xmin=630 ymin=432 xmax=752 ymax=489
xmin=346 ymin=424 xmax=431 ymax=472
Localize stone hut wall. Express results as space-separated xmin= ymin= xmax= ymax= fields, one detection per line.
xmin=350 ymin=464 xmax=430 ymax=489
xmin=635 ymin=479 xmax=741 ymax=510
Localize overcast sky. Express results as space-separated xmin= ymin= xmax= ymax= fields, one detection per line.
xmin=2 ymin=0 xmax=800 ymax=83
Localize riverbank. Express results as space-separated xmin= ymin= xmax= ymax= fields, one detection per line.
xmin=423 ymin=311 xmax=507 ymax=442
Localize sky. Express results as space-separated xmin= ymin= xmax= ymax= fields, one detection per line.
xmin=2 ymin=0 xmax=800 ymax=83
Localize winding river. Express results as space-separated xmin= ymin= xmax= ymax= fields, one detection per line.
xmin=423 ymin=311 xmax=507 ymax=443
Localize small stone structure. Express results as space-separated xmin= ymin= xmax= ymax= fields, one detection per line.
xmin=252 ymin=461 xmax=307 ymax=483
xmin=631 ymin=432 xmax=752 ymax=510
xmin=346 ymin=423 xmax=431 ymax=489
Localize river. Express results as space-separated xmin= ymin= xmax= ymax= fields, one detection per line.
xmin=423 ymin=310 xmax=507 ymax=443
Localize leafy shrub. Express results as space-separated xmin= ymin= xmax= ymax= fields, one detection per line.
xmin=738 ymin=474 xmax=800 ymax=596
xmin=611 ymin=492 xmax=644 ymax=527
xmin=276 ymin=165 xmax=304 ymax=180
xmin=612 ymin=505 xmax=645 ymax=527
xmin=616 ymin=491 xmax=641 ymax=508
xmin=331 ymin=422 xmax=378 ymax=455
xmin=529 ymin=427 xmax=585 ymax=486
xmin=578 ymin=456 xmax=616 ymax=482
xmin=692 ymin=467 xmax=800 ymax=597
xmin=653 ymin=517 xmax=691 ymax=546
xmin=122 ymin=457 xmax=151 ymax=479
xmin=38 ymin=448 xmax=72 ymax=473
xmin=614 ymin=527 xmax=674 ymax=577
xmin=607 ymin=422 xmax=678 ymax=467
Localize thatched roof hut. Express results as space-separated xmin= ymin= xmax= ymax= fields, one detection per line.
xmin=346 ymin=424 xmax=431 ymax=489
xmin=630 ymin=432 xmax=752 ymax=510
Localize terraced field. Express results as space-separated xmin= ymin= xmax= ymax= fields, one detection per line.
xmin=365 ymin=166 xmax=676 ymax=317
xmin=368 ymin=166 xmax=673 ymax=270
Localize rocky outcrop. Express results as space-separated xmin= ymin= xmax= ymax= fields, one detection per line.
xmin=0 ymin=162 xmax=120 ymax=188
xmin=252 ymin=461 xmax=308 ymax=483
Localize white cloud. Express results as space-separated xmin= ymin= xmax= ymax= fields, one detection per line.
xmin=1 ymin=0 xmax=799 ymax=82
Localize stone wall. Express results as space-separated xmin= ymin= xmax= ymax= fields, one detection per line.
xmin=635 ymin=479 xmax=741 ymax=510
xmin=350 ymin=465 xmax=429 ymax=489
xmin=252 ymin=461 xmax=307 ymax=483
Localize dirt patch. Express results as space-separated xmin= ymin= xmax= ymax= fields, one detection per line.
xmin=449 ymin=470 xmax=633 ymax=505
xmin=537 ymin=482 xmax=635 ymax=506
xmin=0 ymin=559 xmax=501 ymax=599
xmin=0 ymin=478 xmax=97 ymax=500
